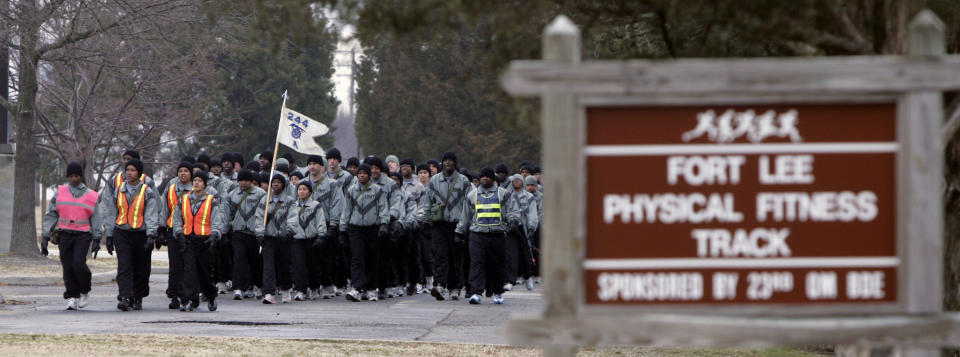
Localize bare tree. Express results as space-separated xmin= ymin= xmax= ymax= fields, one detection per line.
xmin=0 ymin=0 xmax=194 ymax=255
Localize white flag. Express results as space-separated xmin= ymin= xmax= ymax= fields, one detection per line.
xmin=277 ymin=106 xmax=329 ymax=155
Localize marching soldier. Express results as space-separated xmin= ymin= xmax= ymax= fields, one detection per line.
xmin=504 ymin=175 xmax=539 ymax=291
xmin=340 ymin=164 xmax=390 ymax=302
xmin=303 ymin=154 xmax=344 ymax=299
xmin=495 ymin=164 xmax=510 ymax=190
xmin=415 ymin=163 xmax=435 ymax=293
xmin=172 ymin=171 xmax=225 ymax=312
xmin=285 ymin=181 xmax=328 ymax=301
xmin=426 ymin=152 xmax=473 ymax=301
xmin=225 ymin=168 xmax=267 ymax=300
xmin=158 ymin=161 xmax=195 ymax=309
xmin=255 ymin=173 xmax=296 ymax=304
xmin=220 ymin=153 xmax=238 ymax=182
xmin=457 ymin=168 xmax=521 ymax=305
xmin=101 ymin=159 xmax=159 ymax=311
xmin=326 ymin=148 xmax=357 ymax=195
xmin=399 ymin=159 xmax=426 ymax=295
xmin=365 ymin=156 xmax=403 ymax=300
xmin=41 ymin=162 xmax=102 ymax=310
xmin=525 ymin=175 xmax=543 ymax=280
xmin=345 ymin=157 xmax=360 ymax=176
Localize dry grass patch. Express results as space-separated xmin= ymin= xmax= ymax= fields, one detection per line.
xmin=0 ymin=333 xmax=824 ymax=357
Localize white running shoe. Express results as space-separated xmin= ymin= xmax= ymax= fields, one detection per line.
xmin=233 ymin=290 xmax=243 ymax=300
xmin=253 ymin=286 xmax=263 ymax=299
xmin=321 ymin=286 xmax=334 ymax=299
xmin=503 ymin=283 xmax=513 ymax=291
xmin=345 ymin=289 xmax=361 ymax=302
xmin=366 ymin=290 xmax=379 ymax=302
xmin=493 ymin=294 xmax=504 ymax=304
xmin=262 ymin=294 xmax=277 ymax=304
xmin=386 ymin=288 xmax=395 ymax=298
xmin=78 ymin=294 xmax=89 ymax=308
xmin=525 ymin=279 xmax=534 ymax=291
xmin=450 ymin=288 xmax=461 ymax=300
xmin=66 ymin=298 xmax=78 ymax=310
xmin=308 ymin=288 xmax=320 ymax=300
xmin=217 ymin=282 xmax=227 ymax=294
xmin=294 ymin=291 xmax=305 ymax=301
xmin=281 ymin=290 xmax=292 ymax=303
xmin=415 ymin=283 xmax=424 ymax=294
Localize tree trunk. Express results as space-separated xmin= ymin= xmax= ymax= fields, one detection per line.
xmin=10 ymin=3 xmax=42 ymax=255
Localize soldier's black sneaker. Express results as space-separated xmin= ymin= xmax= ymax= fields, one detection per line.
xmin=132 ymin=298 xmax=143 ymax=311
xmin=430 ymin=287 xmax=447 ymax=301
xmin=169 ymin=297 xmax=180 ymax=310
xmin=117 ymin=298 xmax=133 ymax=312
xmin=208 ymin=298 xmax=217 ymax=312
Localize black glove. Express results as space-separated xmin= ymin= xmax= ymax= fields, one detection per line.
xmin=41 ymin=236 xmax=49 ymax=257
xmin=337 ymin=230 xmax=347 ymax=246
xmin=327 ymin=227 xmax=339 ymax=242
xmin=205 ymin=235 xmax=217 ymax=252
xmin=509 ymin=221 xmax=522 ymax=236
xmin=256 ymin=234 xmax=264 ymax=246
xmin=144 ymin=235 xmax=155 ymax=251
xmin=155 ymin=233 xmax=167 ymax=249
xmin=91 ymin=238 xmax=101 ymax=258
xmin=106 ymin=235 xmax=114 ymax=256
xmin=175 ymin=232 xmax=185 ymax=243
xmin=390 ymin=220 xmax=402 ymax=235
xmin=378 ymin=224 xmax=389 ymax=238
xmin=454 ymin=232 xmax=466 ymax=244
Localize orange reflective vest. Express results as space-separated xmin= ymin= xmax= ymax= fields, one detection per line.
xmin=182 ymin=193 xmax=215 ymax=236
xmin=114 ymin=172 xmax=146 ymax=189
xmin=115 ymin=182 xmax=147 ymax=229
xmin=165 ymin=184 xmax=181 ymax=228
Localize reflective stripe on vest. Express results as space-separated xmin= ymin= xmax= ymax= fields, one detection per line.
xmin=115 ymin=182 xmax=147 ymax=229
xmin=56 ymin=185 xmax=99 ymax=232
xmin=165 ymin=184 xmax=179 ymax=228
xmin=115 ymin=173 xmax=146 ymax=189
xmin=476 ymin=190 xmax=502 ymax=226
xmin=182 ymin=193 xmax=215 ymax=236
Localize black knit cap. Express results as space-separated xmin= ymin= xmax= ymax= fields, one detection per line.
xmin=427 ymin=159 xmax=440 ymax=168
xmin=220 ymin=153 xmax=234 ymax=164
xmin=123 ymin=149 xmax=141 ymax=160
xmin=125 ymin=159 xmax=144 ymax=176
xmin=290 ymin=171 xmax=304 ymax=179
xmin=260 ymin=151 xmax=272 ymax=162
xmin=533 ymin=166 xmax=541 ymax=174
xmin=271 ymin=173 xmax=287 ymax=186
xmin=232 ymin=152 xmax=244 ymax=165
xmin=197 ymin=153 xmax=212 ymax=166
xmin=244 ymin=161 xmax=261 ymax=172
xmin=210 ymin=157 xmax=222 ymax=168
xmin=176 ymin=161 xmax=192 ymax=173
xmin=495 ymin=163 xmax=508 ymax=174
xmin=258 ymin=171 xmax=271 ymax=185
xmin=356 ymin=163 xmax=371 ymax=175
xmin=364 ymin=156 xmax=386 ymax=171
xmin=459 ymin=167 xmax=471 ymax=180
xmin=237 ymin=168 xmax=255 ymax=182
xmin=66 ymin=162 xmax=83 ymax=178
xmin=346 ymin=157 xmax=360 ymax=168
xmin=180 ymin=155 xmax=195 ymax=164
xmin=326 ymin=148 xmax=342 ymax=162
xmin=520 ymin=165 xmax=532 ymax=173
xmin=416 ymin=164 xmax=430 ymax=173
xmin=441 ymin=151 xmax=457 ymax=164
xmin=400 ymin=158 xmax=416 ymax=168
xmin=519 ymin=161 xmax=531 ymax=170
xmin=480 ymin=167 xmax=495 ymax=179
xmin=192 ymin=170 xmax=208 ymax=186
xmin=275 ymin=163 xmax=291 ymax=175
xmin=192 ymin=162 xmax=206 ymax=172
xmin=297 ymin=180 xmax=313 ymax=193
xmin=388 ymin=171 xmax=401 ymax=180
xmin=307 ymin=155 xmax=325 ymax=165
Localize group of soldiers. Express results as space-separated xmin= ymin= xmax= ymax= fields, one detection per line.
xmin=41 ymin=147 xmax=545 ymax=311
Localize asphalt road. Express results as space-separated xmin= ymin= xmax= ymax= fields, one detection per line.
xmin=0 ymin=272 xmax=545 ymax=344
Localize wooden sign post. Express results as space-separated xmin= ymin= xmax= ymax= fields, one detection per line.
xmin=502 ymin=10 xmax=960 ymax=357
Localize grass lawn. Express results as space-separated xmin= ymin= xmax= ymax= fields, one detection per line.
xmin=0 ymin=333 xmax=827 ymax=357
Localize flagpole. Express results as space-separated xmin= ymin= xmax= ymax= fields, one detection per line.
xmin=262 ymin=91 xmax=288 ymax=227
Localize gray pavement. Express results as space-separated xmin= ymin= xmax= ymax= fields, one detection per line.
xmin=0 ymin=271 xmax=545 ymax=344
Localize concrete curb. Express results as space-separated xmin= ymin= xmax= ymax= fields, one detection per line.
xmin=0 ymin=267 xmax=170 ymax=286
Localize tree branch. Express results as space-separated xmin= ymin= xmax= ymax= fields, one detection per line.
xmin=37 ymin=20 xmax=122 ymax=56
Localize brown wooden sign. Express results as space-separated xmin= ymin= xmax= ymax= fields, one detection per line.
xmin=584 ymin=104 xmax=898 ymax=305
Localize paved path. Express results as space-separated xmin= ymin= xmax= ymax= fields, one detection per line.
xmin=0 ymin=272 xmax=544 ymax=344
